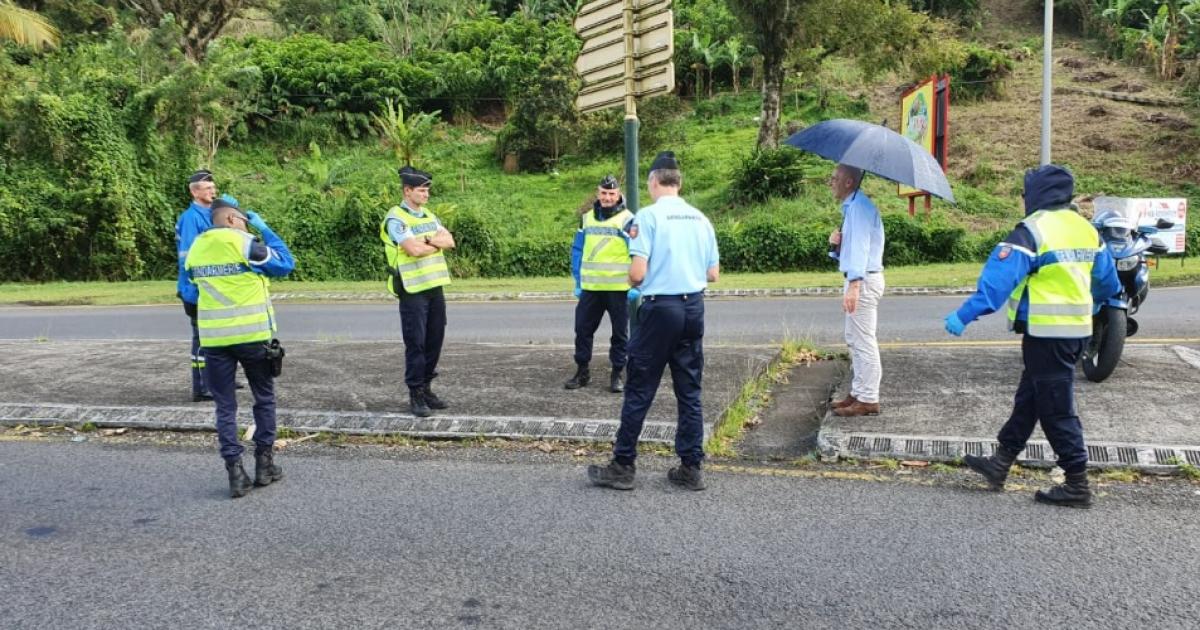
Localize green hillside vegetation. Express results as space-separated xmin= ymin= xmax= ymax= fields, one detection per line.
xmin=1 ymin=0 xmax=1198 ymax=284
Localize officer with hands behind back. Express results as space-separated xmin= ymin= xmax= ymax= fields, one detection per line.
xmin=185 ymin=198 xmax=295 ymax=499
xmin=381 ymin=166 xmax=457 ymax=419
xmin=944 ymin=164 xmax=1120 ymax=508
xmin=588 ymin=151 xmax=719 ymax=492
xmin=566 ymin=175 xmax=636 ymax=393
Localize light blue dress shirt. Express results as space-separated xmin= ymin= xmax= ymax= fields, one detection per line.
xmin=629 ymin=195 xmax=719 ymax=296
xmin=839 ymin=190 xmax=885 ymax=281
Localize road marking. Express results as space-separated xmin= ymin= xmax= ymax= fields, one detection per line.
xmin=880 ymin=338 xmax=1200 ymax=349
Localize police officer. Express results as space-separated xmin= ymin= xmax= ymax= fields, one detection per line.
xmin=944 ymin=164 xmax=1120 ymax=508
xmin=176 ymin=170 xmax=217 ymax=401
xmin=381 ymin=166 xmax=456 ymax=418
xmin=566 ymin=175 xmax=635 ymax=393
xmin=185 ymin=198 xmax=296 ymax=498
xmin=588 ymin=151 xmax=720 ymax=492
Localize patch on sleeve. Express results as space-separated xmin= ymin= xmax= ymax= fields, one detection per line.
xmin=997 ymin=245 xmax=1012 ymax=260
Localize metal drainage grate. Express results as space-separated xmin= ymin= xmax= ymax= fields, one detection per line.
xmin=1155 ymin=449 xmax=1178 ymax=465
xmin=848 ymin=436 xmax=869 ymax=452
xmin=931 ymin=440 xmax=953 ymax=457
xmin=873 ymin=437 xmax=892 ymax=453
xmin=965 ymin=441 xmax=985 ymax=457
xmin=906 ymin=439 xmax=925 ymax=455
xmin=1088 ymin=445 xmax=1110 ymax=463
xmin=1024 ymin=444 xmax=1045 ymax=460
xmin=1186 ymin=450 xmax=1200 ymax=467
xmin=1116 ymin=447 xmax=1139 ymax=465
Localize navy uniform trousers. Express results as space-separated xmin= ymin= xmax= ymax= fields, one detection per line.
xmin=573 ymin=289 xmax=629 ymax=369
xmin=997 ymin=335 xmax=1088 ymax=474
xmin=614 ymin=293 xmax=705 ymax=467
xmin=399 ymin=285 xmax=447 ymax=389
xmin=204 ymin=341 xmax=276 ymax=462
xmin=182 ymin=300 xmax=208 ymax=396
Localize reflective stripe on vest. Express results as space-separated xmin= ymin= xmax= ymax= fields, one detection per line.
xmin=580 ymin=209 xmax=632 ymax=291
xmin=1006 ymin=209 xmax=1101 ymax=338
xmin=185 ymin=228 xmax=276 ymax=348
xmin=380 ymin=206 xmax=451 ymax=295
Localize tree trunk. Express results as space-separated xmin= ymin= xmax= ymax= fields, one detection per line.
xmin=694 ymin=66 xmax=703 ymax=99
xmin=707 ymin=68 xmax=714 ymax=98
xmin=732 ymin=65 xmax=740 ymax=95
xmin=757 ymin=60 xmax=784 ymax=150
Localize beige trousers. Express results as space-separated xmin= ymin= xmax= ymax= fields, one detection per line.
xmin=844 ymin=273 xmax=885 ymax=404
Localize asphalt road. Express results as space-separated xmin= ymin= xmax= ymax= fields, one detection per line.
xmin=3 ymin=286 xmax=1199 ymax=345
xmin=3 ymin=440 xmax=1199 ymax=629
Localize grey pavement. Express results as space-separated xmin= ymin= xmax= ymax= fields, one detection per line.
xmin=3 ymin=286 xmax=1199 ymax=345
xmin=3 ymin=440 xmax=1200 ymax=629
xmin=0 ymin=341 xmax=773 ymax=443
xmin=817 ymin=344 xmax=1200 ymax=469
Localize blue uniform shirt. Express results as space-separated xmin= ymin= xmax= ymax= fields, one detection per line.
xmin=629 ymin=195 xmax=719 ymax=296
xmin=385 ymin=202 xmax=442 ymax=244
xmin=176 ymin=201 xmax=213 ymax=304
xmin=838 ymin=190 xmax=885 ymax=281
xmin=955 ymin=218 xmax=1121 ymax=326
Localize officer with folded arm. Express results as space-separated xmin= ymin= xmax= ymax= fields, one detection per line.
xmin=944 ymin=164 xmax=1120 ymax=508
xmin=381 ymin=166 xmax=457 ymax=418
xmin=185 ymin=198 xmax=295 ymax=498
xmin=566 ymin=174 xmax=635 ymax=393
xmin=588 ymin=151 xmax=719 ymax=492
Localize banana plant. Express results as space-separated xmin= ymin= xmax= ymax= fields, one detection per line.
xmin=0 ymin=0 xmax=59 ymax=49
xmin=371 ymin=98 xmax=442 ymax=166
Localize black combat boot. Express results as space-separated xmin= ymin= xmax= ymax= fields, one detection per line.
xmin=587 ymin=460 xmax=636 ymax=490
xmin=1035 ymin=471 xmax=1093 ymax=508
xmin=409 ymin=387 xmax=432 ymax=418
xmin=225 ymin=458 xmax=253 ymax=498
xmin=609 ymin=367 xmax=624 ymax=393
xmin=963 ymin=446 xmax=1019 ymax=490
xmin=564 ymin=364 xmax=590 ymax=390
xmin=422 ymin=384 xmax=448 ymax=410
xmin=254 ymin=448 xmax=284 ymax=487
xmin=667 ymin=463 xmax=706 ymax=491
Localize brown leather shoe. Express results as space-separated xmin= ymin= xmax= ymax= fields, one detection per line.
xmin=833 ymin=401 xmax=881 ymax=417
xmin=831 ymin=394 xmax=857 ymax=410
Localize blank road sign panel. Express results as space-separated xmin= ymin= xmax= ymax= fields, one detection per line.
xmin=576 ymin=63 xmax=675 ymax=114
xmin=576 ymin=13 xmax=673 ymax=87
xmin=575 ymin=0 xmax=672 ymax=40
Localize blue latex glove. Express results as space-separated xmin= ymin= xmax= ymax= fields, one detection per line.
xmin=219 ymin=193 xmax=239 ymax=207
xmin=1092 ymin=301 xmax=1103 ymax=315
xmin=245 ymin=210 xmax=269 ymax=232
xmin=573 ymin=286 xmax=582 ymax=299
xmin=944 ymin=312 xmax=966 ymax=337
xmin=627 ymin=287 xmax=641 ymax=302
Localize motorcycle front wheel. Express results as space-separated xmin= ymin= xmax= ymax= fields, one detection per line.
xmin=1081 ymin=306 xmax=1127 ymax=383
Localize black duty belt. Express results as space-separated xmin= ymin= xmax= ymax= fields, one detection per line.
xmin=645 ymin=291 xmax=705 ymax=302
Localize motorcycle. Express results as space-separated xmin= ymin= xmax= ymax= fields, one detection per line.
xmin=1080 ymin=209 xmax=1174 ymax=382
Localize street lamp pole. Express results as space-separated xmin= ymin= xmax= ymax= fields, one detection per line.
xmin=1041 ymin=0 xmax=1053 ymax=166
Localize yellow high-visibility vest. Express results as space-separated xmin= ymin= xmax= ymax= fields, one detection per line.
xmin=185 ymin=228 xmax=275 ymax=348
xmin=579 ymin=208 xmax=633 ymax=292
xmin=1006 ymin=209 xmax=1103 ymax=338
xmin=380 ymin=206 xmax=451 ymax=295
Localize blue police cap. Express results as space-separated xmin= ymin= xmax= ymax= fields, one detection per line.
xmin=649 ymin=151 xmax=679 ymax=172
xmin=398 ymin=166 xmax=433 ymax=188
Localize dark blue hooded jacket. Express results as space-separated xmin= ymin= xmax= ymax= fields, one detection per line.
xmin=955 ymin=165 xmax=1121 ymax=329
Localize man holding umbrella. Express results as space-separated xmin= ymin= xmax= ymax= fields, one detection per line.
xmin=828 ymin=164 xmax=885 ymax=417
xmin=785 ymin=118 xmax=956 ymax=417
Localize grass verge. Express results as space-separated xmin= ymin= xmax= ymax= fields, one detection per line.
xmin=5 ymin=259 xmax=1197 ymax=306
xmin=706 ymin=340 xmax=830 ymax=458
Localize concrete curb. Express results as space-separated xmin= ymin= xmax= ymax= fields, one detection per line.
xmin=816 ymin=410 xmax=1200 ymax=473
xmin=272 ymin=286 xmax=978 ymax=303
xmin=0 ymin=402 xmax=686 ymax=444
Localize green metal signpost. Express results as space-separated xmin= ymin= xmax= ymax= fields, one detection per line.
xmin=574 ymin=0 xmax=674 ymax=212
